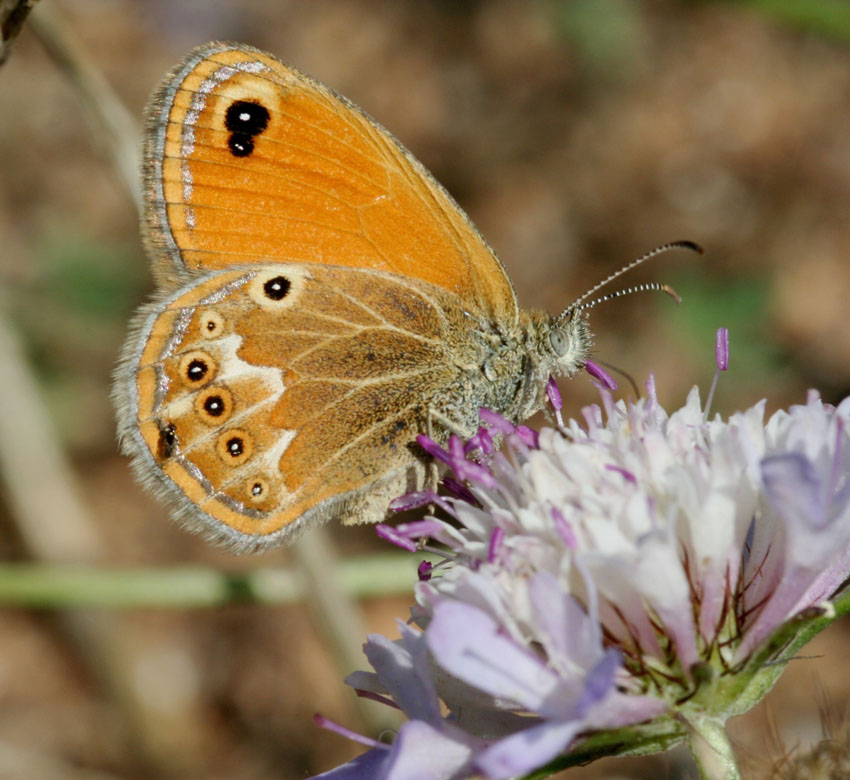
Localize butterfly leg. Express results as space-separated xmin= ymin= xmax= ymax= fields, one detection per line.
xmin=426 ymin=407 xmax=476 ymax=441
xmin=423 ymin=405 xmax=477 ymax=498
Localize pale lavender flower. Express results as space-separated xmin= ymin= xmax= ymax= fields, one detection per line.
xmin=314 ymin=622 xmax=484 ymax=780
xmin=316 ymin=333 xmax=850 ymax=780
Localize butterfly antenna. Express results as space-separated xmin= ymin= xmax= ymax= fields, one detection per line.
xmin=559 ymin=240 xmax=702 ymax=321
xmin=574 ymin=281 xmax=681 ymax=315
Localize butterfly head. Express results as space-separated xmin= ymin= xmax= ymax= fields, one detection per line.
xmin=544 ymin=309 xmax=592 ymax=378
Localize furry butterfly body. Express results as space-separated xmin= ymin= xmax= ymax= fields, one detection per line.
xmin=115 ymin=42 xmax=590 ymax=549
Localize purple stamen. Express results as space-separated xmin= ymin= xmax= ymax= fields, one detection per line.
xmin=439 ymin=433 xmax=499 ymax=488
xmin=705 ymin=329 xmax=730 ymax=420
xmin=645 ymin=374 xmax=658 ymax=406
xmin=479 ymin=408 xmax=517 ymax=434
xmin=488 ymin=527 xmax=505 ymax=563
xmin=715 ymin=327 xmax=729 ymax=371
xmin=416 ymin=434 xmax=451 ymax=464
xmin=355 ymin=688 xmax=403 ymax=710
xmin=515 ymin=425 xmax=540 ymax=449
xmin=585 ymin=360 xmax=617 ymax=390
xmin=389 ymin=490 xmax=440 ymax=512
xmin=442 ymin=476 xmax=478 ymax=505
xmin=313 ymin=713 xmax=389 ymax=750
xmin=465 ymin=427 xmax=495 ymax=455
xmin=552 ymin=506 xmax=577 ymax=549
xmin=376 ymin=523 xmax=419 ymax=552
xmin=418 ymin=560 xmax=433 ymax=581
xmin=394 ymin=519 xmax=447 ymax=539
xmin=546 ymin=376 xmax=563 ymax=411
xmin=455 ymin=460 xmax=498 ymax=489
xmin=605 ymin=463 xmax=637 ymax=484
xmin=548 ymin=377 xmax=565 ymax=428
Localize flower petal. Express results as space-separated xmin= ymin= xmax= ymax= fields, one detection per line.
xmin=427 ymin=601 xmax=564 ymax=714
xmin=311 ymin=747 xmax=389 ymax=779
xmin=475 ymin=719 xmax=583 ymax=779
xmin=383 ymin=720 xmax=478 ymax=780
xmin=364 ymin=627 xmax=441 ymax=723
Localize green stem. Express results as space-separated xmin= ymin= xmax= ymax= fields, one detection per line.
xmin=684 ymin=712 xmax=741 ymax=780
xmin=0 ymin=553 xmax=427 ymax=608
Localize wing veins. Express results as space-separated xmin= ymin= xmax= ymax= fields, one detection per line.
xmin=159 ymin=149 xmax=379 ymax=208
xmin=160 ymin=199 xmax=369 ymax=239
xmin=163 ymin=114 xmax=387 ymax=191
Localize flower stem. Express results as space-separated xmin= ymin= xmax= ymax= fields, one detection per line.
xmin=683 ymin=713 xmax=741 ymax=780
xmin=0 ymin=554 xmax=427 ymax=608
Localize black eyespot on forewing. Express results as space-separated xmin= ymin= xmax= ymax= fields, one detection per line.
xmin=263 ymin=276 xmax=291 ymax=300
xmin=225 ymin=100 xmax=270 ymax=135
xmin=224 ymin=100 xmax=270 ymax=158
xmin=228 ymin=134 xmax=254 ymax=158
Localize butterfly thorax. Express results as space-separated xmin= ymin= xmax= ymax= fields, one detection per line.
xmin=436 ymin=308 xmax=591 ymax=436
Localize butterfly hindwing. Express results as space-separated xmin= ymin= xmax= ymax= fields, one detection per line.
xmin=116 ymin=262 xmax=477 ymax=549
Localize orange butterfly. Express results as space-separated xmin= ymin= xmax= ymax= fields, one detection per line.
xmin=114 ymin=42 xmax=591 ymax=550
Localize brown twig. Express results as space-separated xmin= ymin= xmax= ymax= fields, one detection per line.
xmin=27 ymin=0 xmax=140 ymax=209
xmin=0 ymin=0 xmax=39 ymax=65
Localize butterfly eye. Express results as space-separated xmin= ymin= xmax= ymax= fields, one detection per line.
xmin=178 ymin=350 xmax=217 ymax=386
xmin=549 ymin=329 xmax=570 ymax=357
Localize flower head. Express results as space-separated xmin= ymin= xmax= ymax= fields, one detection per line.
xmin=316 ymin=335 xmax=850 ymax=780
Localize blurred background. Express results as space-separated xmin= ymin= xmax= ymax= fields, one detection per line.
xmin=1 ymin=0 xmax=849 ymax=777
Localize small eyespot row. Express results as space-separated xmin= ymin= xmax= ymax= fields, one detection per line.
xmin=187 ymin=359 xmax=207 ymax=381
xmin=204 ymin=395 xmax=225 ymax=416
xmin=228 ymin=135 xmax=254 ymax=157
xmin=178 ymin=350 xmax=216 ymax=386
xmin=248 ymin=478 xmax=270 ymax=503
xmin=225 ymin=100 xmax=270 ymax=135
xmin=227 ymin=437 xmax=244 ymax=456
xmin=194 ymin=385 xmax=233 ymax=424
xmin=200 ymin=310 xmax=225 ymax=339
xmin=247 ymin=272 xmax=299 ymax=308
xmin=263 ymin=275 xmax=290 ymax=300
xmin=216 ymin=428 xmax=253 ymax=465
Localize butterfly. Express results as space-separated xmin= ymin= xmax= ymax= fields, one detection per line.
xmin=114 ymin=41 xmax=592 ymax=551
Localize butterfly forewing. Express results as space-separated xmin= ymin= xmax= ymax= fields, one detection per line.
xmin=143 ymin=42 xmax=518 ymax=326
